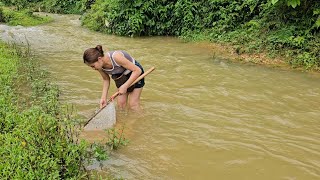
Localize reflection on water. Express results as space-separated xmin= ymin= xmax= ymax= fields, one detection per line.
xmin=1 ymin=13 xmax=320 ymax=179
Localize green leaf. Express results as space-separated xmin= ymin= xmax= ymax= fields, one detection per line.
xmin=314 ymin=9 xmax=320 ymax=15
xmin=315 ymin=18 xmax=320 ymax=28
xmin=286 ymin=0 xmax=300 ymax=8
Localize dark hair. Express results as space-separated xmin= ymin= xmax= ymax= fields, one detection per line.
xmin=83 ymin=45 xmax=104 ymax=64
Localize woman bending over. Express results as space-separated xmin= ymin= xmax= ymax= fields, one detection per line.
xmin=83 ymin=45 xmax=145 ymax=111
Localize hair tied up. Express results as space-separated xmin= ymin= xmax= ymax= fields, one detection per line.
xmin=95 ymin=45 xmax=103 ymax=54
xmin=83 ymin=45 xmax=104 ymax=64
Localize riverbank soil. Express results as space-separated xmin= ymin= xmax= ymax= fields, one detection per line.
xmin=199 ymin=42 xmax=320 ymax=74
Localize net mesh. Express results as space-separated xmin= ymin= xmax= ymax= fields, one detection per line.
xmin=84 ymin=102 xmax=116 ymax=131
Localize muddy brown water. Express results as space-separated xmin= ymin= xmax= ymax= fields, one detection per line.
xmin=1 ymin=13 xmax=320 ymax=179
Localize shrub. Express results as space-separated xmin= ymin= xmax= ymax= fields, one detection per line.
xmin=0 ymin=42 xmax=88 ymax=179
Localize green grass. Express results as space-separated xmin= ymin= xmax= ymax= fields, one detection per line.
xmin=0 ymin=40 xmax=127 ymax=179
xmin=1 ymin=7 xmax=52 ymax=26
xmin=0 ymin=41 xmax=88 ymax=179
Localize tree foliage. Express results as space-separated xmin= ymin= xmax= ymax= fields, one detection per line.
xmin=1 ymin=0 xmax=85 ymax=14
xmin=3 ymin=0 xmax=320 ymax=69
xmin=80 ymin=0 xmax=319 ymax=69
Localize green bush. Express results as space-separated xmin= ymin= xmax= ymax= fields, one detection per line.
xmin=0 ymin=7 xmax=4 ymax=22
xmin=2 ymin=0 xmax=85 ymax=14
xmin=3 ymin=0 xmax=320 ymax=69
xmin=81 ymin=0 xmax=265 ymax=37
xmin=80 ymin=0 xmax=319 ymax=70
xmin=81 ymin=0 xmax=109 ymax=32
xmin=1 ymin=7 xmax=52 ymax=26
xmin=41 ymin=0 xmax=82 ymax=14
xmin=0 ymin=42 xmax=88 ymax=179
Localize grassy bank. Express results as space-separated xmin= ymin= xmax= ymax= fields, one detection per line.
xmin=0 ymin=5 xmax=127 ymax=178
xmin=0 ymin=5 xmax=92 ymax=178
xmin=0 ymin=42 xmax=90 ymax=178
xmin=180 ymin=18 xmax=320 ymax=72
xmin=0 ymin=6 xmax=52 ymax=26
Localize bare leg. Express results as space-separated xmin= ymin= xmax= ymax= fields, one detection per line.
xmin=128 ymin=88 xmax=143 ymax=111
xmin=117 ymin=93 xmax=128 ymax=110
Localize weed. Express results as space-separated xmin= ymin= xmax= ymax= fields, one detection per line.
xmin=0 ymin=41 xmax=89 ymax=179
xmin=106 ymin=125 xmax=129 ymax=150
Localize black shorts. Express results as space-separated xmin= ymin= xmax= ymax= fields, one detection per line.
xmin=111 ymin=61 xmax=145 ymax=93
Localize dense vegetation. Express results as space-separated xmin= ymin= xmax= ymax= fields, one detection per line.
xmin=0 ymin=6 xmax=52 ymax=26
xmin=0 ymin=40 xmax=127 ymax=178
xmin=0 ymin=8 xmax=96 ymax=179
xmin=2 ymin=0 xmax=319 ymax=70
xmin=0 ymin=42 xmax=124 ymax=179
xmin=0 ymin=4 xmax=129 ymax=179
xmin=81 ymin=0 xmax=320 ymax=70
xmin=0 ymin=0 xmax=84 ymax=14
xmin=0 ymin=42 xmax=89 ymax=179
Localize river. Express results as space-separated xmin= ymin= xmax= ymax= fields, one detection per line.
xmin=1 ymin=13 xmax=320 ymax=180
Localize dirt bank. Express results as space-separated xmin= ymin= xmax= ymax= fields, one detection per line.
xmin=195 ymin=41 xmax=320 ymax=75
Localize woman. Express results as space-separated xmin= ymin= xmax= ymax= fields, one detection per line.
xmin=83 ymin=45 xmax=144 ymax=111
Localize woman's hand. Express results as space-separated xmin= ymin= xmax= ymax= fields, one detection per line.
xmin=118 ymin=84 xmax=128 ymax=95
xmin=97 ymin=69 xmax=110 ymax=109
xmin=100 ymin=98 xmax=107 ymax=108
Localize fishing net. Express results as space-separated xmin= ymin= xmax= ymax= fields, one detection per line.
xmin=84 ymin=102 xmax=116 ymax=131
xmin=83 ymin=67 xmax=155 ymax=131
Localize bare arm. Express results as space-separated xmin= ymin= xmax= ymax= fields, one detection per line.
xmin=98 ymin=69 xmax=110 ymax=108
xmin=113 ymin=51 xmax=141 ymax=94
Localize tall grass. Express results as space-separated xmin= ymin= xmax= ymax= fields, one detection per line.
xmin=0 ymin=7 xmax=52 ymax=26
xmin=0 ymin=41 xmax=89 ymax=179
